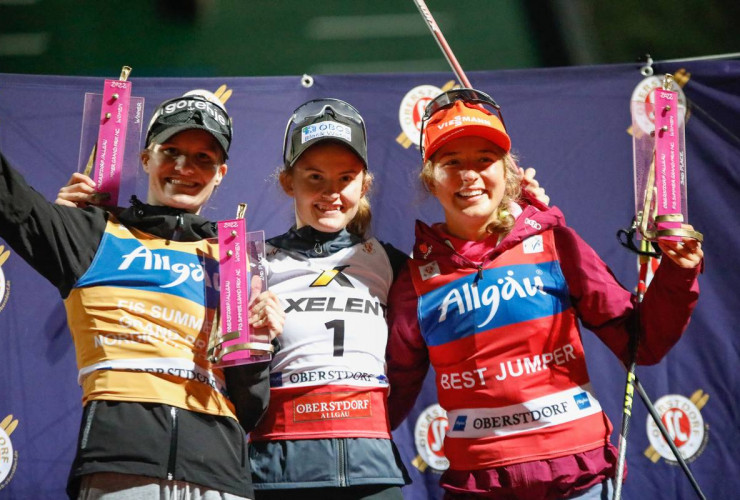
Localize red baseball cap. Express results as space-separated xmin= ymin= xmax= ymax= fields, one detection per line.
xmin=422 ymin=100 xmax=511 ymax=162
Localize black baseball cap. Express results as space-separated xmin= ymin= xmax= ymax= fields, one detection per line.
xmin=283 ymin=98 xmax=367 ymax=168
xmin=146 ymin=92 xmax=233 ymax=158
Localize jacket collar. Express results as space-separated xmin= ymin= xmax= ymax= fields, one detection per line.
xmin=116 ymin=196 xmax=216 ymax=241
xmin=268 ymin=225 xmax=363 ymax=258
xmin=412 ymin=204 xmax=566 ymax=266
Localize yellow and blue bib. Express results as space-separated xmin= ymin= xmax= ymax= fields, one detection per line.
xmin=65 ymin=218 xmax=234 ymax=417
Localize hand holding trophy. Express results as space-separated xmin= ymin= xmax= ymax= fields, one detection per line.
xmin=77 ymin=66 xmax=145 ymax=207
xmin=632 ymin=74 xmax=703 ymax=246
xmin=209 ymin=203 xmax=278 ymax=367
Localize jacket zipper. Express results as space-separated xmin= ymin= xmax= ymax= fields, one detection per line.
xmin=80 ymin=400 xmax=98 ymax=449
xmin=337 ymin=438 xmax=347 ymax=487
xmin=474 ymin=264 xmax=484 ymax=285
xmin=167 ymin=406 xmax=178 ymax=480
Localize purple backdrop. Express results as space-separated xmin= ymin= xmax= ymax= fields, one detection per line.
xmin=0 ymin=60 xmax=738 ymax=499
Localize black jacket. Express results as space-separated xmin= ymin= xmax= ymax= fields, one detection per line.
xmin=0 ymin=153 xmax=269 ymax=498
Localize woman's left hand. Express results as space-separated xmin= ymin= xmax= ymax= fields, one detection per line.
xmin=657 ymin=226 xmax=704 ymax=269
xmin=248 ymin=290 xmax=285 ymax=342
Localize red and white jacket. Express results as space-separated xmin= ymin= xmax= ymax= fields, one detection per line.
xmin=387 ymin=205 xmax=700 ymax=494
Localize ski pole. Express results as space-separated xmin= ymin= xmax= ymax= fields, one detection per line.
xmin=412 ymin=0 xmax=472 ymax=87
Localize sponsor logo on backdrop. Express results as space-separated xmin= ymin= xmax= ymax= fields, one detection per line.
xmin=0 ymin=415 xmax=19 ymax=491
xmin=0 ymin=246 xmax=10 ymax=314
xmin=397 ymin=82 xmax=456 ymax=149
xmin=629 ymin=69 xmax=689 ymax=135
xmin=644 ymin=390 xmax=709 ymax=465
xmin=412 ymin=404 xmax=449 ymax=473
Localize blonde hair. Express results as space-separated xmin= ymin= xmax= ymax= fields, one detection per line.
xmin=277 ymin=149 xmax=374 ymax=238
xmin=347 ymin=172 xmax=373 ymax=237
xmin=420 ymin=148 xmax=521 ymax=236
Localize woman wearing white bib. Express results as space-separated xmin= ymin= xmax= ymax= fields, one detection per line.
xmin=245 ymin=99 xmax=410 ymax=500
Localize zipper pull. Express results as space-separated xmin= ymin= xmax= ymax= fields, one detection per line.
xmin=474 ymin=265 xmax=484 ymax=286
xmin=130 ymin=195 xmax=145 ymax=218
xmin=167 ymin=406 xmax=178 ymax=480
xmin=314 ymin=242 xmax=323 ymax=255
xmin=172 ymin=213 xmax=184 ymax=241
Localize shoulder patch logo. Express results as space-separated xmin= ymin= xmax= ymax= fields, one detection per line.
xmin=522 ymin=235 xmax=544 ymax=254
xmin=419 ymin=261 xmax=440 ymax=281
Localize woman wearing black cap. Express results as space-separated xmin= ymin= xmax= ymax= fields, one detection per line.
xmin=4 ymin=91 xmax=283 ymax=499
xmin=385 ymin=88 xmax=703 ymax=499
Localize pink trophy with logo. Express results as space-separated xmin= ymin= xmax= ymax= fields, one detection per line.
xmin=611 ymin=72 xmax=706 ymax=500
xmin=631 ymin=73 xmax=703 ymax=243
xmin=208 ymin=204 xmax=273 ymax=367
xmin=77 ymin=66 xmax=145 ymax=206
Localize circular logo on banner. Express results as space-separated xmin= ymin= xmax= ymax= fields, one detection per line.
xmin=645 ymin=393 xmax=708 ymax=464
xmin=0 ymin=415 xmax=19 ymax=490
xmin=398 ymin=85 xmax=443 ymax=147
xmin=631 ymin=76 xmax=687 ymax=134
xmin=414 ymin=404 xmax=449 ymax=472
xmin=0 ymin=246 xmax=10 ymax=314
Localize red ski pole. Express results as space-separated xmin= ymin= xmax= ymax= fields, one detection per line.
xmin=412 ymin=0 xmax=472 ymax=88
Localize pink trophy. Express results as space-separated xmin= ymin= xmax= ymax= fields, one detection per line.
xmin=77 ymin=66 xmax=145 ymax=206
xmin=208 ymin=204 xmax=273 ymax=368
xmin=612 ymin=72 xmax=705 ymax=500
xmin=631 ymin=73 xmax=703 ymax=243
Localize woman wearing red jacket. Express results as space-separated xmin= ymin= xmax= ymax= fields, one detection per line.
xmin=386 ymin=88 xmax=703 ymax=499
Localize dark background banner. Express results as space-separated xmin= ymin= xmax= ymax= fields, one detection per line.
xmin=0 ymin=60 xmax=737 ymax=498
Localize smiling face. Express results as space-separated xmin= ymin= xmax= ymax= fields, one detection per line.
xmin=142 ymin=129 xmax=227 ymax=213
xmin=428 ymin=135 xmax=507 ymax=241
xmin=281 ymin=141 xmax=367 ymax=234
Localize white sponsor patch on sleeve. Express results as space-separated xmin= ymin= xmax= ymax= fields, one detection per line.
xmin=302 ymin=121 xmax=351 ymax=144
xmin=419 ymin=260 xmax=441 ymax=281
xmin=522 ymin=235 xmax=544 ymax=254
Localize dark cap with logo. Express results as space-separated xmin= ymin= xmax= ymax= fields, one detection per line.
xmin=146 ymin=91 xmax=233 ymax=158
xmin=283 ymin=98 xmax=368 ymax=168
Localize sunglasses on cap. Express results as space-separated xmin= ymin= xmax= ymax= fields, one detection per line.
xmin=419 ymin=88 xmax=506 ymax=161
xmin=146 ymin=94 xmax=233 ymax=156
xmin=283 ymin=98 xmax=368 ymax=167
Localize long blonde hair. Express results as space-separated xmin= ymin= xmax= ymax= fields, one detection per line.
xmin=420 ymin=149 xmax=521 ymax=235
